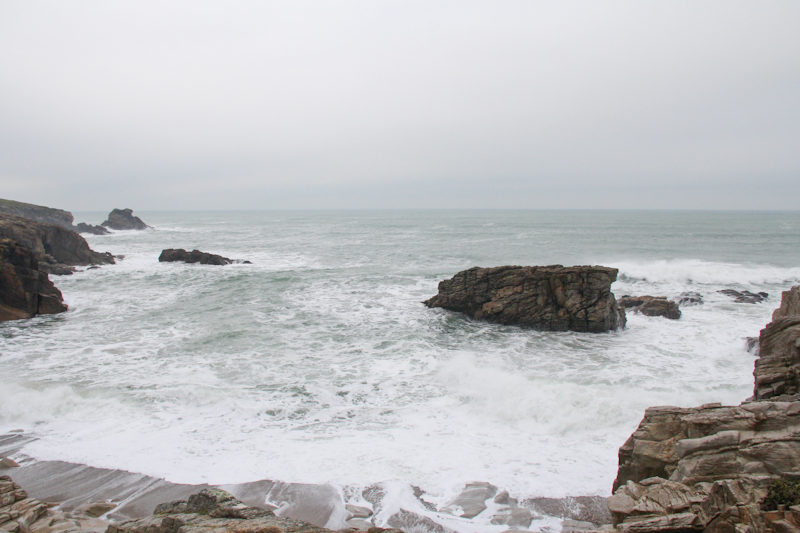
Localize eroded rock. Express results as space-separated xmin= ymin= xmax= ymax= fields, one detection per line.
xmin=0 ymin=239 xmax=67 ymax=322
xmin=101 ymin=209 xmax=148 ymax=231
xmin=424 ymin=265 xmax=625 ymax=333
xmin=618 ymin=296 xmax=681 ymax=320
xmin=719 ymin=290 xmax=769 ymax=304
xmin=0 ymin=213 xmax=114 ymax=275
xmin=158 ymin=249 xmax=251 ymax=266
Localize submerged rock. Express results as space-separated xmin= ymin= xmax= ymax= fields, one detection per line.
xmin=424 ymin=265 xmax=625 ymax=333
xmin=0 ymin=239 xmax=67 ymax=322
xmin=0 ymin=213 xmax=114 ymax=275
xmin=611 ymin=285 xmax=800 ymax=533
xmin=101 ymin=208 xmax=148 ymax=230
xmin=158 ymin=249 xmax=251 ymax=266
xmin=719 ymin=289 xmax=769 ymax=304
xmin=677 ymin=292 xmax=703 ymax=306
xmin=618 ymin=296 xmax=681 ymax=320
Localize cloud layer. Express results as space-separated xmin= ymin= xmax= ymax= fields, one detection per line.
xmin=1 ymin=1 xmax=799 ymax=210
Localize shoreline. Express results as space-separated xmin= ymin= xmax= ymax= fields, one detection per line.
xmin=2 ymin=432 xmax=611 ymax=532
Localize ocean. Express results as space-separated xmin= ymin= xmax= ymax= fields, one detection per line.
xmin=2 ymin=209 xmax=799 ymax=528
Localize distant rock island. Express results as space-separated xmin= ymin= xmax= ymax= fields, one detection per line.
xmin=424 ymin=265 xmax=625 ymax=333
xmin=159 ymin=248 xmax=251 ymax=265
xmin=102 ymin=208 xmax=148 ymax=231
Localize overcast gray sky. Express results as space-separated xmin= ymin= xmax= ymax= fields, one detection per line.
xmin=1 ymin=1 xmax=798 ymax=211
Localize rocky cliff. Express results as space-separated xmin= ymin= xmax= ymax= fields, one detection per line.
xmin=0 ymin=199 xmax=74 ymax=229
xmin=0 ymin=239 xmax=67 ymax=322
xmin=609 ymin=286 xmax=800 ymax=533
xmin=0 ymin=213 xmax=114 ymax=275
xmin=424 ymin=265 xmax=625 ymax=333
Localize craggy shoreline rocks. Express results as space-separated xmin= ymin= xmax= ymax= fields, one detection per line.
xmin=609 ymin=285 xmax=800 ymax=533
xmin=0 ymin=198 xmax=109 ymax=235
xmin=0 ymin=475 xmax=108 ymax=533
xmin=101 ymin=209 xmax=148 ymax=231
xmin=0 ymin=239 xmax=67 ymax=322
xmin=158 ymin=249 xmax=250 ymax=266
xmin=0 ymin=213 xmax=114 ymax=275
xmin=424 ymin=265 xmax=625 ymax=333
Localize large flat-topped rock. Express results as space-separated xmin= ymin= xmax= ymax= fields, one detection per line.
xmin=424 ymin=265 xmax=625 ymax=333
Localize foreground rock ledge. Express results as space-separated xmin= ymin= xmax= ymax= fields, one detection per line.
xmin=110 ymin=487 xmax=402 ymax=533
xmin=609 ymin=285 xmax=800 ymax=533
xmin=424 ymin=265 xmax=625 ymax=333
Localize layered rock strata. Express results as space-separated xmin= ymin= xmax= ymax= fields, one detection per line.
xmin=0 ymin=213 xmax=114 ymax=275
xmin=101 ymin=209 xmax=148 ymax=231
xmin=109 ymin=487 xmax=400 ymax=533
xmin=0 ymin=475 xmax=107 ymax=533
xmin=0 ymin=239 xmax=67 ymax=322
xmin=618 ymin=296 xmax=681 ymax=320
xmin=424 ymin=265 xmax=625 ymax=333
xmin=609 ymin=285 xmax=800 ymax=533
xmin=158 ymin=249 xmax=251 ymax=266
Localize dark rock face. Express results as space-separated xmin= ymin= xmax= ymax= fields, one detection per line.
xmin=754 ymin=287 xmax=800 ymax=400
xmin=719 ymin=289 xmax=769 ymax=304
xmin=618 ymin=296 xmax=681 ymax=320
xmin=423 ymin=265 xmax=625 ymax=333
xmin=0 ymin=198 xmax=74 ymax=229
xmin=75 ymin=222 xmax=110 ymax=235
xmin=610 ymin=286 xmax=800 ymax=533
xmin=0 ymin=213 xmax=115 ymax=275
xmin=0 ymin=239 xmax=67 ymax=321
xmin=110 ymin=488 xmax=385 ymax=533
xmin=102 ymin=208 xmax=148 ymax=230
xmin=159 ymin=249 xmax=239 ymax=266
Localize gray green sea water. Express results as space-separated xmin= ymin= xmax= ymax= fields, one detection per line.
xmin=1 ymin=210 xmax=799 ymax=524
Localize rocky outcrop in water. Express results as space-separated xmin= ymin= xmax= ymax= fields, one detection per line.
xmin=609 ymin=285 xmax=800 ymax=533
xmin=423 ymin=265 xmax=625 ymax=333
xmin=618 ymin=296 xmax=681 ymax=320
xmin=158 ymin=249 xmax=251 ymax=266
xmin=719 ymin=290 xmax=769 ymax=304
xmin=0 ymin=213 xmax=114 ymax=275
xmin=0 ymin=475 xmax=108 ymax=533
xmin=0 ymin=239 xmax=67 ymax=322
xmin=108 ymin=487 xmax=397 ymax=533
xmin=101 ymin=208 xmax=148 ymax=230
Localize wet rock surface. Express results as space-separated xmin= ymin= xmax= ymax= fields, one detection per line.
xmin=618 ymin=296 xmax=681 ymax=320
xmin=0 ymin=239 xmax=67 ymax=322
xmin=719 ymin=289 xmax=769 ymax=304
xmin=158 ymin=249 xmax=250 ymax=266
xmin=611 ymin=285 xmax=800 ymax=533
xmin=0 ymin=475 xmax=108 ymax=533
xmin=101 ymin=209 xmax=148 ymax=231
xmin=0 ymin=214 xmax=114 ymax=275
xmin=424 ymin=265 xmax=625 ymax=333
xmin=110 ymin=487 xmax=394 ymax=533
